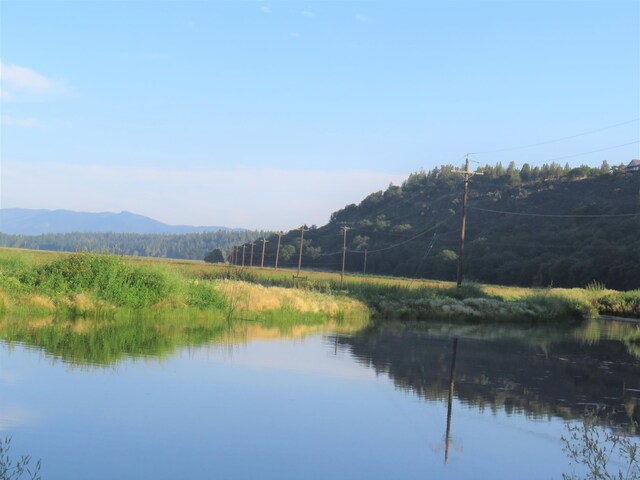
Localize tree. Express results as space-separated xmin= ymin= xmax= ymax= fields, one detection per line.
xmin=204 ymin=249 xmax=226 ymax=263
xmin=279 ymin=244 xmax=296 ymax=262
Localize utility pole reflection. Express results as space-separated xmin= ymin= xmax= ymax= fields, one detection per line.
xmin=445 ymin=337 xmax=458 ymax=464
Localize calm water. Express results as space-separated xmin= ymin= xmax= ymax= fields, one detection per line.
xmin=1 ymin=316 xmax=638 ymax=479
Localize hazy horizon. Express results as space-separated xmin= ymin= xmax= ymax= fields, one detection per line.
xmin=1 ymin=1 xmax=638 ymax=230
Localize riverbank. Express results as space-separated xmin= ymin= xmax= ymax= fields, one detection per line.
xmin=0 ymin=248 xmax=637 ymax=321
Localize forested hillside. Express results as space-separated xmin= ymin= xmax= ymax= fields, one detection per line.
xmin=249 ymin=162 xmax=640 ymax=290
xmin=0 ymin=231 xmax=267 ymax=260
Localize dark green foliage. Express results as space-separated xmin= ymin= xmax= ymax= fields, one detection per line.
xmin=204 ymin=248 xmax=226 ymax=263
xmin=26 ymin=253 xmax=170 ymax=308
xmin=440 ymin=283 xmax=493 ymax=300
xmin=257 ymin=164 xmax=639 ymax=291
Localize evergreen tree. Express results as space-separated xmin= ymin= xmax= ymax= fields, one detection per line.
xmin=204 ymin=249 xmax=226 ymax=263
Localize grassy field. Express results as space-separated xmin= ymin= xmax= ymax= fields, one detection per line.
xmin=0 ymin=247 xmax=638 ymax=321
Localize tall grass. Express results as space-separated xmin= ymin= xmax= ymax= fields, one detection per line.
xmin=0 ymin=250 xmax=366 ymax=320
xmin=1 ymin=248 xmax=638 ymax=321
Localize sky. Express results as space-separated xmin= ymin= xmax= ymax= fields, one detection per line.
xmin=1 ymin=0 xmax=638 ymax=230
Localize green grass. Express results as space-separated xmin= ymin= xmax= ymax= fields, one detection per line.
xmin=0 ymin=247 xmax=638 ymax=322
xmin=595 ymin=290 xmax=640 ymax=318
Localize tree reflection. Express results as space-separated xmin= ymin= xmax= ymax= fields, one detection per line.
xmin=337 ymin=320 xmax=640 ymax=434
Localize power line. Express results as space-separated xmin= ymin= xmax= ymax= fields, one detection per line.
xmin=347 ymin=217 xmax=450 ymax=254
xmin=468 ymin=206 xmax=640 ymax=218
xmin=410 ymin=232 xmax=438 ymax=280
xmin=469 ymin=118 xmax=640 ymax=155
xmin=525 ymin=140 xmax=639 ymax=165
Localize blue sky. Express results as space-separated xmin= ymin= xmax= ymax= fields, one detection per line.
xmin=1 ymin=0 xmax=638 ymax=229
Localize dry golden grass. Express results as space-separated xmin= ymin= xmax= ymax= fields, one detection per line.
xmin=215 ymin=279 xmax=367 ymax=315
xmin=28 ymin=295 xmax=56 ymax=311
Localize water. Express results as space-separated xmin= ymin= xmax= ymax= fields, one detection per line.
xmin=1 ymin=317 xmax=638 ymax=479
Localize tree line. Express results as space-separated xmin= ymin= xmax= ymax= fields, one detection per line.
xmin=0 ymin=230 xmax=268 ymax=260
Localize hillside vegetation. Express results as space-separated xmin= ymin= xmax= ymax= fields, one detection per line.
xmin=254 ymin=162 xmax=639 ymax=291
xmin=1 ymin=162 xmax=638 ymax=292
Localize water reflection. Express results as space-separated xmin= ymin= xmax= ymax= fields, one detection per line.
xmin=0 ymin=313 xmax=368 ymax=367
xmin=445 ymin=337 xmax=457 ymax=464
xmin=2 ymin=313 xmax=638 ymax=436
xmin=334 ymin=320 xmax=640 ymax=435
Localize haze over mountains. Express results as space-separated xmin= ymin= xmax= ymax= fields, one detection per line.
xmin=0 ymin=208 xmax=235 ymax=235
xmin=1 ymin=163 xmax=639 ymax=290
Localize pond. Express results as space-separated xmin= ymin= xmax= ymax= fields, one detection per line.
xmin=1 ymin=315 xmax=639 ymax=479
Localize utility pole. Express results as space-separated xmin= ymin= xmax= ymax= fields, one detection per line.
xmin=241 ymin=244 xmax=246 ymax=268
xmin=296 ymin=225 xmax=308 ymax=277
xmin=260 ymin=238 xmax=268 ymax=268
xmin=340 ymin=224 xmax=350 ymax=288
xmin=274 ymin=232 xmax=283 ymax=270
xmin=363 ymin=248 xmax=367 ymax=275
xmin=453 ymin=155 xmax=483 ymax=288
xmin=230 ymin=246 xmax=235 ymax=265
xmin=249 ymin=242 xmax=255 ymax=268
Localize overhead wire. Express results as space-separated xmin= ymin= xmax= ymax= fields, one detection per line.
xmin=347 ymin=217 xmax=451 ymax=254
xmin=467 ymin=206 xmax=640 ymax=218
xmin=409 ymin=232 xmax=439 ymax=280
xmin=469 ymin=118 xmax=639 ymax=155
xmin=521 ymin=140 xmax=640 ymax=166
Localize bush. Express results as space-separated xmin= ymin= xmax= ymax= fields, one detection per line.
xmin=186 ymin=282 xmax=226 ymax=309
xmin=596 ymin=290 xmax=640 ymax=318
xmin=26 ymin=253 xmax=170 ymax=308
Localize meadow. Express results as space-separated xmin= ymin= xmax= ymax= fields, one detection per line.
xmin=0 ymin=247 xmax=638 ymax=322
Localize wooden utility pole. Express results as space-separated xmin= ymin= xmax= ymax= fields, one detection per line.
xmin=274 ymin=232 xmax=283 ymax=270
xmin=230 ymin=246 xmax=235 ymax=265
xmin=260 ymin=238 xmax=268 ymax=268
xmin=241 ymin=244 xmax=246 ymax=267
xmin=296 ymin=226 xmax=308 ymax=277
xmin=340 ymin=224 xmax=350 ymax=288
xmin=249 ymin=242 xmax=255 ymax=268
xmin=363 ymin=248 xmax=368 ymax=274
xmin=453 ymin=155 xmax=483 ymax=288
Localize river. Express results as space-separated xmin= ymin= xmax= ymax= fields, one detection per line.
xmin=1 ymin=316 xmax=638 ymax=479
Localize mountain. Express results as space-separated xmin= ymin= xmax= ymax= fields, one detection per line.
xmin=0 ymin=208 xmax=235 ymax=235
xmin=247 ymin=162 xmax=640 ymax=290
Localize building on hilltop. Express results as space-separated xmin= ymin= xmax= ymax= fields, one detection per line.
xmin=625 ymin=159 xmax=640 ymax=173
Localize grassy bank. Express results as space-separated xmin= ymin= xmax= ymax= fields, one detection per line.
xmin=0 ymin=249 xmax=368 ymax=321
xmin=0 ymin=248 xmax=638 ymax=321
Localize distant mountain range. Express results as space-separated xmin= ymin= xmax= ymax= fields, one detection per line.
xmin=0 ymin=208 xmax=236 ymax=235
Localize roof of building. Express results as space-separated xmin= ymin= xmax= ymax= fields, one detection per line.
xmin=628 ymin=159 xmax=640 ymax=166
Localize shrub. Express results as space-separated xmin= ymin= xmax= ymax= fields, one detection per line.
xmin=186 ymin=282 xmax=226 ymax=309
xmin=26 ymin=253 xmax=170 ymax=308
xmin=596 ymin=290 xmax=640 ymax=318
